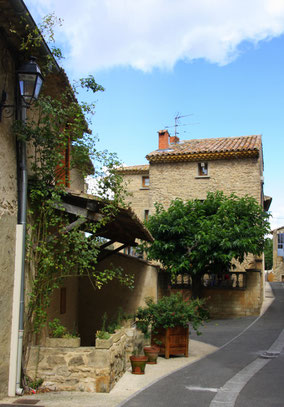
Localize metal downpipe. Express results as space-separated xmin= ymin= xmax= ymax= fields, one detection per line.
xmin=15 ymin=105 xmax=27 ymax=395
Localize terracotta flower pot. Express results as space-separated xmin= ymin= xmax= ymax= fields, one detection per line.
xmin=130 ymin=355 xmax=148 ymax=374
xmin=144 ymin=346 xmax=160 ymax=364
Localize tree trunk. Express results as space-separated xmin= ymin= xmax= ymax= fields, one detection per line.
xmin=191 ymin=274 xmax=202 ymax=298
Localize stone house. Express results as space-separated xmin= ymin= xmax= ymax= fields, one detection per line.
xmin=118 ymin=129 xmax=272 ymax=318
xmin=271 ymin=226 xmax=284 ymax=282
xmin=0 ymin=0 xmax=156 ymax=397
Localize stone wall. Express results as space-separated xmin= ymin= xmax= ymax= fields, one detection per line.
xmin=122 ymin=172 xmax=151 ymax=221
xmin=69 ymin=167 xmax=86 ymax=193
xmin=122 ymin=157 xmax=262 ymax=218
xmin=167 ymin=271 xmax=263 ymax=318
xmin=202 ymin=271 xmax=263 ymax=317
xmin=26 ymin=327 xmax=146 ymax=393
xmin=121 ymin=158 xmax=262 ymax=219
xmin=0 ymin=38 xmax=18 ymax=398
xmin=149 ymin=158 xmax=262 ymax=212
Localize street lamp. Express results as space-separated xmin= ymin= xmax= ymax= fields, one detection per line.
xmin=17 ymin=56 xmax=44 ymax=105
xmin=0 ymin=56 xmax=44 ymax=121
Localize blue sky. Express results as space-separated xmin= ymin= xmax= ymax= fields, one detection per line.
xmin=25 ymin=0 xmax=284 ymax=230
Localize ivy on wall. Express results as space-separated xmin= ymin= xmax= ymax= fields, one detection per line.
xmin=11 ymin=13 xmax=133 ymax=335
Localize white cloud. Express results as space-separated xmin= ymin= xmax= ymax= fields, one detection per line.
xmin=269 ymin=205 xmax=284 ymax=231
xmin=25 ymin=0 xmax=284 ymax=73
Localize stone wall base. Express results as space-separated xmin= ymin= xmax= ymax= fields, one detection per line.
xmin=26 ymin=327 xmax=146 ymax=393
xmin=162 ymin=271 xmax=263 ymax=318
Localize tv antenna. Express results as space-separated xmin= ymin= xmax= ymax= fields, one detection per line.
xmin=165 ymin=113 xmax=193 ymax=138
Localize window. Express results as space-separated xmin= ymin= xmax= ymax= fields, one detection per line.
xmin=277 ymin=233 xmax=284 ymax=257
xmin=198 ymin=162 xmax=208 ymax=176
xmin=142 ymin=176 xmax=150 ymax=188
xmin=144 ymin=209 xmax=149 ymax=221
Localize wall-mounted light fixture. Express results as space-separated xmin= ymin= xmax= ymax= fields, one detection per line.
xmin=0 ymin=56 xmax=44 ymax=121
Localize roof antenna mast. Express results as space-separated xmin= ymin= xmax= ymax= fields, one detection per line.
xmin=165 ymin=113 xmax=193 ymax=138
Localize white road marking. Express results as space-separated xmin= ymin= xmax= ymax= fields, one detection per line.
xmin=209 ymin=328 xmax=284 ymax=407
xmin=186 ymin=386 xmax=218 ymax=393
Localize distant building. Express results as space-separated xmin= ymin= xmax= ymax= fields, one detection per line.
xmin=118 ymin=130 xmax=272 ymax=318
xmin=271 ymin=227 xmax=284 ymax=282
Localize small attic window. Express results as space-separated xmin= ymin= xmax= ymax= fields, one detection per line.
xmin=142 ymin=176 xmax=150 ymax=188
xmin=198 ymin=162 xmax=208 ymax=176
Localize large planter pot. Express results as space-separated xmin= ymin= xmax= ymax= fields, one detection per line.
xmin=151 ymin=326 xmax=189 ymax=359
xmin=130 ymin=355 xmax=148 ymax=374
xmin=144 ymin=346 xmax=160 ymax=364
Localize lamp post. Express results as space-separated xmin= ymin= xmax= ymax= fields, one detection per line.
xmin=7 ymin=57 xmax=44 ymax=396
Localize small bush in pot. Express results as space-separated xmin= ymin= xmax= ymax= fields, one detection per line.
xmin=135 ymin=293 xmax=209 ymax=358
xmin=143 ymin=345 xmax=160 ymax=364
xmin=130 ymin=343 xmax=148 ymax=374
xmin=135 ymin=293 xmax=209 ymax=334
xmin=48 ymin=318 xmax=78 ymax=338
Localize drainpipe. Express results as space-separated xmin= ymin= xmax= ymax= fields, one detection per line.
xmin=8 ymin=99 xmax=27 ymax=396
xmin=15 ymin=104 xmax=27 ymax=396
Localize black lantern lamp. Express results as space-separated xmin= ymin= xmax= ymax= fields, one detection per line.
xmin=17 ymin=56 xmax=43 ymax=105
xmin=0 ymin=56 xmax=44 ymax=121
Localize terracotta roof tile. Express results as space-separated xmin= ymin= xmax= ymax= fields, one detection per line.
xmin=117 ymin=164 xmax=149 ymax=173
xmin=147 ymin=135 xmax=262 ymax=161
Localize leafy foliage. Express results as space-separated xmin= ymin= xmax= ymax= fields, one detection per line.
xmin=135 ymin=293 xmax=209 ymax=336
xmin=264 ymin=237 xmax=273 ymax=270
xmin=143 ymin=192 xmax=270 ymax=296
xmin=11 ymin=13 xmax=133 ymax=334
xmin=96 ymin=307 xmax=127 ymax=340
xmin=48 ymin=318 xmax=78 ymax=338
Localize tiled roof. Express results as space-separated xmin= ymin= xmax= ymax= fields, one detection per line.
xmin=147 ymin=135 xmax=262 ymax=162
xmin=117 ymin=165 xmax=149 ymax=173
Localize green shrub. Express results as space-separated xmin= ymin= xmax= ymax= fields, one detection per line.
xmin=48 ymin=318 xmax=78 ymax=338
xmin=135 ymin=293 xmax=209 ymax=336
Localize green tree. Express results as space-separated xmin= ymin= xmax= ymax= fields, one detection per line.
xmin=144 ymin=192 xmax=270 ymax=297
xmin=264 ymin=237 xmax=273 ymax=270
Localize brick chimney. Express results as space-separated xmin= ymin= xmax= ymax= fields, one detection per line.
xmin=158 ymin=130 xmax=170 ymax=149
xmin=170 ymin=136 xmax=180 ymax=144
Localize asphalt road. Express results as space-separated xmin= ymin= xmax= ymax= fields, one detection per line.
xmin=121 ymin=282 xmax=284 ymax=407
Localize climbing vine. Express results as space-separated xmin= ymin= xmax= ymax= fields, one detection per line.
xmin=12 ymin=13 xmax=133 ymax=334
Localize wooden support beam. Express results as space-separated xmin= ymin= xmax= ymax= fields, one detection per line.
xmin=61 ymin=217 xmax=87 ymax=233
xmin=99 ymin=240 xmax=115 ymax=250
xmin=97 ymin=243 xmax=133 ymax=262
xmin=53 ymin=202 xmax=104 ymax=222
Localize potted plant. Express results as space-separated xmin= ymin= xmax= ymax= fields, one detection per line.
xmin=130 ymin=343 xmax=148 ymax=374
xmin=143 ymin=345 xmax=160 ymax=364
xmin=135 ymin=293 xmax=209 ymax=359
xmin=46 ymin=318 xmax=80 ymax=347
